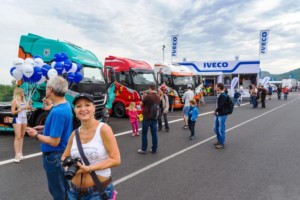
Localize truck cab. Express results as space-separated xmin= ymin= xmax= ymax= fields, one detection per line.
xmin=0 ymin=33 xmax=111 ymax=132
xmin=154 ymin=63 xmax=194 ymax=108
xmin=104 ymin=56 xmax=157 ymax=118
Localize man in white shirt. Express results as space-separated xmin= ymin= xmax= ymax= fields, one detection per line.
xmin=182 ymin=84 xmax=194 ymax=129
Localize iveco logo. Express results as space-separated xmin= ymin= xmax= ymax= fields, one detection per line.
xmin=204 ymin=62 xmax=228 ymax=68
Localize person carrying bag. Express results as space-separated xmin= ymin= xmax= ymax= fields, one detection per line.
xmin=61 ymin=93 xmax=121 ymax=200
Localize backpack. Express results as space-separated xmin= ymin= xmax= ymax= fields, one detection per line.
xmin=148 ymin=103 xmax=160 ymax=120
xmin=223 ymin=94 xmax=234 ymax=115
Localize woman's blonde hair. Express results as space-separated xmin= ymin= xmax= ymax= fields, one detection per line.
xmin=126 ymin=102 xmax=136 ymax=110
xmin=13 ymin=87 xmax=25 ymax=102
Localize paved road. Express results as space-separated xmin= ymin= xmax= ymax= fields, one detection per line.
xmin=1 ymin=94 xmax=300 ymax=200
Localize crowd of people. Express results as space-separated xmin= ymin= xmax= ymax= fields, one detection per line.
xmin=10 ymin=76 xmax=295 ymax=199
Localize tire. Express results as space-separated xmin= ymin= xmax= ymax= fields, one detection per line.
xmin=113 ymin=102 xmax=125 ymax=118
xmin=35 ymin=112 xmax=49 ymax=126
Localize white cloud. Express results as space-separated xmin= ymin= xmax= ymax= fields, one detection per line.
xmin=1 ymin=0 xmax=300 ymax=85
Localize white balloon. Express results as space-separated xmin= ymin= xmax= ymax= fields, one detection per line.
xmin=48 ymin=69 xmax=58 ymax=79
xmin=68 ymin=63 xmax=78 ymax=73
xmin=36 ymin=76 xmax=46 ymax=84
xmin=51 ymin=61 xmax=56 ymax=68
xmin=24 ymin=58 xmax=34 ymax=66
xmin=22 ymin=64 xmax=34 ymax=78
xmin=12 ymin=69 xmax=23 ymax=80
xmin=13 ymin=58 xmax=24 ymax=70
xmin=34 ymin=58 xmax=44 ymax=68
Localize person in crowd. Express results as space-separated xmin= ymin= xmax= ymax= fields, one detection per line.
xmin=126 ymin=102 xmax=139 ymax=136
xmin=26 ymin=76 xmax=73 ymax=200
xmin=213 ymin=83 xmax=228 ymax=149
xmin=250 ymin=85 xmax=258 ymax=109
xmin=61 ymin=93 xmax=121 ymax=200
xmin=138 ymin=85 xmax=160 ymax=154
xmin=100 ymin=107 xmax=110 ymax=124
xmin=267 ymin=83 xmax=273 ymax=100
xmin=282 ymin=86 xmax=289 ymax=100
xmin=11 ymin=87 xmax=32 ymax=162
xmin=200 ymin=88 xmax=205 ymax=106
xmin=168 ymin=88 xmax=175 ymax=112
xmin=182 ymin=84 xmax=194 ymax=129
xmin=258 ymin=85 xmax=267 ymax=108
xmin=277 ymin=85 xmax=282 ymax=100
xmin=233 ymin=89 xmax=241 ymax=106
xmin=248 ymin=84 xmax=253 ymax=104
xmin=158 ymin=89 xmax=169 ymax=132
xmin=187 ymin=99 xmax=199 ymax=140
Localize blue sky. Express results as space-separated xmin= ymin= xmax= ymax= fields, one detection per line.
xmin=0 ymin=0 xmax=299 ymax=84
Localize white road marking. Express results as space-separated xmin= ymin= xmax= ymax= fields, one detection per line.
xmin=112 ymin=98 xmax=299 ymax=186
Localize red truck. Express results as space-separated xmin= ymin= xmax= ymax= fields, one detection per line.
xmin=104 ymin=55 xmax=157 ymax=118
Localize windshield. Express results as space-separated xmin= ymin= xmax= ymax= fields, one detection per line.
xmin=132 ymin=72 xmax=156 ymax=85
xmin=173 ymin=76 xmax=194 ymax=86
xmin=82 ymin=67 xmax=106 ymax=84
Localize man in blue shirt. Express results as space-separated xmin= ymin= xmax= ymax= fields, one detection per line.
xmin=26 ymin=76 xmax=73 ymax=200
xmin=267 ymin=83 xmax=273 ymax=100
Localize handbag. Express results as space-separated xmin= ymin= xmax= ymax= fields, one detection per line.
xmin=138 ymin=114 xmax=143 ymax=122
xmin=75 ymin=128 xmax=117 ymax=200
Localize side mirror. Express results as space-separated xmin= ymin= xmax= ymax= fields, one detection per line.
xmin=110 ymin=68 xmax=115 ymax=82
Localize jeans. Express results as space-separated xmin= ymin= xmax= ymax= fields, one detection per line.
xmin=141 ymin=119 xmax=158 ymax=152
xmin=251 ymin=96 xmax=257 ymax=108
xmin=284 ymin=93 xmax=288 ymax=100
xmin=131 ymin=120 xmax=139 ymax=133
xmin=158 ymin=110 xmax=169 ymax=130
xmin=214 ymin=115 xmax=227 ymax=145
xmin=43 ymin=152 xmax=68 ymax=200
xmin=68 ymin=182 xmax=114 ymax=200
xmin=277 ymin=92 xmax=281 ymax=99
xmin=188 ymin=120 xmax=196 ymax=136
xmin=233 ymin=98 xmax=240 ymax=106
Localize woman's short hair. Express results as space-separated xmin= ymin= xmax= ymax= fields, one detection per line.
xmin=189 ymin=99 xmax=196 ymax=105
xmin=47 ymin=76 xmax=68 ymax=97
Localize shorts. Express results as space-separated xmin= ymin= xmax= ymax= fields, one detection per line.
xmin=13 ymin=116 xmax=27 ymax=124
xmin=182 ymin=106 xmax=189 ymax=117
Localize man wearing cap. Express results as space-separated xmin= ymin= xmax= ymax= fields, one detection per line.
xmin=26 ymin=76 xmax=73 ymax=200
xmin=182 ymin=84 xmax=194 ymax=129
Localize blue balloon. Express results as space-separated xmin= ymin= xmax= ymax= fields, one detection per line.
xmin=67 ymin=72 xmax=75 ymax=83
xmin=42 ymin=64 xmax=51 ymax=76
xmin=64 ymin=59 xmax=72 ymax=72
xmin=31 ymin=67 xmax=43 ymax=82
xmin=76 ymin=63 xmax=82 ymax=72
xmin=34 ymin=55 xmax=42 ymax=59
xmin=54 ymin=53 xmax=63 ymax=62
xmin=74 ymin=72 xmax=83 ymax=83
xmin=10 ymin=67 xmax=16 ymax=76
xmin=60 ymin=52 xmax=68 ymax=61
xmin=22 ymin=75 xmax=31 ymax=83
xmin=54 ymin=62 xmax=64 ymax=75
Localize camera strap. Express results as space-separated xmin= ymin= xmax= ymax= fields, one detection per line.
xmin=75 ymin=128 xmax=109 ymax=200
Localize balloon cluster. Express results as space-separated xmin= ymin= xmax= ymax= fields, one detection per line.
xmin=10 ymin=52 xmax=83 ymax=84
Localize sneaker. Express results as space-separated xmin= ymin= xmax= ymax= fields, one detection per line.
xmin=150 ymin=149 xmax=157 ymax=154
xmin=136 ymin=132 xmax=140 ymax=136
xmin=183 ymin=125 xmax=189 ymax=129
xmin=215 ymin=144 xmax=225 ymax=149
xmin=132 ymin=133 xmax=136 ymax=136
xmin=137 ymin=149 xmax=147 ymax=154
xmin=20 ymin=154 xmax=24 ymax=159
xmin=214 ymin=141 xmax=220 ymax=146
xmin=14 ymin=156 xmax=20 ymax=163
xmin=189 ymin=136 xmax=195 ymax=140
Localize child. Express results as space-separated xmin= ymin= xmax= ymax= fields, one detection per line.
xmin=188 ymin=99 xmax=199 ymax=140
xmin=126 ymin=102 xmax=139 ymax=136
xmin=168 ymin=89 xmax=175 ymax=112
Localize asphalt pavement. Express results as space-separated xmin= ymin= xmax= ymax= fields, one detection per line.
xmin=1 ymin=93 xmax=300 ymax=200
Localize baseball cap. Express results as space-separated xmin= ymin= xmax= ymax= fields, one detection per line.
xmin=73 ymin=93 xmax=94 ymax=105
xmin=187 ymin=84 xmax=192 ymax=89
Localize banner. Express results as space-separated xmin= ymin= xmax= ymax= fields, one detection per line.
xmin=231 ymin=77 xmax=239 ymax=90
xmin=171 ymin=35 xmax=179 ymax=59
xmin=259 ymin=30 xmax=270 ymax=55
xmin=261 ymin=76 xmax=270 ymax=87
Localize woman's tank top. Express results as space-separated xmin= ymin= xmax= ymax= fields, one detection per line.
xmin=16 ymin=100 xmax=27 ymax=118
xmin=71 ymin=123 xmax=111 ymax=177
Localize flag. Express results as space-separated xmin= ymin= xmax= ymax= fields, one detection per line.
xmin=171 ymin=35 xmax=179 ymax=59
xmin=259 ymin=30 xmax=270 ymax=55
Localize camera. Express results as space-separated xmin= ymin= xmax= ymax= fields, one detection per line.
xmin=62 ymin=156 xmax=82 ymax=180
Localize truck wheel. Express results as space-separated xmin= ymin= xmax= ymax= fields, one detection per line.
xmin=113 ymin=102 xmax=125 ymax=118
xmin=35 ymin=112 xmax=49 ymax=126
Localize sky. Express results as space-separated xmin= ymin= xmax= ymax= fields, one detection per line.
xmin=0 ymin=0 xmax=300 ymax=84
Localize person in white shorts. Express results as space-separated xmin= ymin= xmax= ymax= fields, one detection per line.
xmin=182 ymin=84 xmax=194 ymax=129
xmin=11 ymin=87 xmax=31 ymax=163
